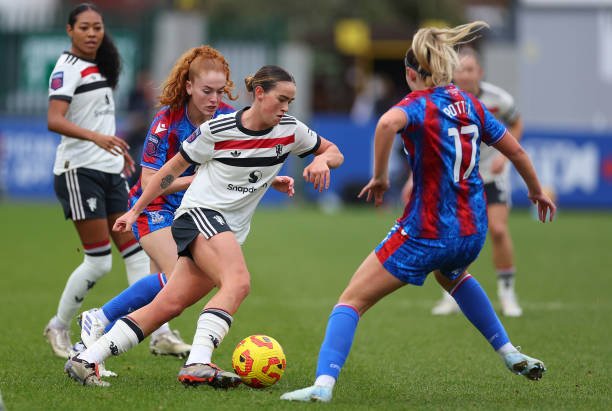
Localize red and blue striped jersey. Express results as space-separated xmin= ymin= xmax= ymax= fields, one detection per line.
xmin=395 ymin=84 xmax=506 ymax=239
xmin=128 ymin=101 xmax=235 ymax=212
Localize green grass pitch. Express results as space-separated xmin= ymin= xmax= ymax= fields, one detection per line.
xmin=0 ymin=203 xmax=610 ymax=410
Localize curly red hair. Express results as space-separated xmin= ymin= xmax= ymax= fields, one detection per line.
xmin=158 ymin=45 xmax=237 ymax=109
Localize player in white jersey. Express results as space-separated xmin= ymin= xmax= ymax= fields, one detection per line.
xmin=431 ymin=46 xmax=525 ymax=317
xmin=64 ymin=65 xmax=344 ymax=387
xmin=44 ymin=3 xmax=150 ymax=359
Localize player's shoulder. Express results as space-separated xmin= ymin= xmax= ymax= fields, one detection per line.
xmin=216 ymin=101 xmax=235 ymax=115
xmin=149 ymin=105 xmax=179 ymax=139
xmin=53 ymin=51 xmax=92 ymax=70
xmin=395 ymin=90 xmax=429 ymax=109
xmin=480 ymin=81 xmax=514 ymax=106
xmin=279 ymin=114 xmax=297 ymax=125
xmin=208 ymin=111 xmax=239 ymax=134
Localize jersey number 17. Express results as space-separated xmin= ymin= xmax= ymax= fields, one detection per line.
xmin=449 ymin=125 xmax=478 ymax=183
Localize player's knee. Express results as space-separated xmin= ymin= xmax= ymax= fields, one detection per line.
xmin=229 ymin=271 xmax=251 ymax=302
xmin=488 ymin=223 xmax=507 ymax=242
xmin=83 ymin=254 xmax=113 ymax=279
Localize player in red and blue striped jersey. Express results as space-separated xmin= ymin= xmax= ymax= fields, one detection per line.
xmin=129 ymin=100 xmax=234 ymax=240
xmin=281 ymin=21 xmax=556 ymax=403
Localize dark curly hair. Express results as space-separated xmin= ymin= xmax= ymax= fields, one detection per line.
xmin=68 ymin=3 xmax=121 ymax=89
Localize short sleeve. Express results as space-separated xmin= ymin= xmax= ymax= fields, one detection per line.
xmin=496 ymin=92 xmax=520 ymax=126
xmin=292 ymin=120 xmax=321 ymax=158
xmin=180 ymin=124 xmax=214 ymax=165
xmin=49 ymin=62 xmax=80 ymax=102
xmin=141 ymin=111 xmax=171 ymax=170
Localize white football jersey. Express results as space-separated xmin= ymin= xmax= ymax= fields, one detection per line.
xmin=477 ymin=81 xmax=520 ymax=183
xmin=49 ymin=52 xmax=123 ymax=175
xmin=177 ymin=108 xmax=321 ymax=244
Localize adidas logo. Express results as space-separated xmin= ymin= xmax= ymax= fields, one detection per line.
xmin=230 ymin=150 xmax=241 ymax=157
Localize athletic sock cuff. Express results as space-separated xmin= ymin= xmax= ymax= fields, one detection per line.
xmin=119 ymin=316 xmax=145 ymax=342
xmin=201 ymin=308 xmax=233 ymax=327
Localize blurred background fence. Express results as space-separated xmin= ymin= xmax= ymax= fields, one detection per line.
xmin=1 ymin=0 xmax=611 ymax=208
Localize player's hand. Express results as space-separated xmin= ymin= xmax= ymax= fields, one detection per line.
xmin=528 ymin=191 xmax=556 ymax=222
xmin=123 ymin=152 xmax=136 ymax=177
xmin=303 ymin=157 xmax=331 ymax=192
xmin=358 ymin=177 xmax=390 ymax=207
xmin=91 ymin=133 xmax=130 ymax=156
xmin=272 ymin=175 xmax=295 ymax=197
xmin=112 ymin=209 xmax=139 ymax=232
xmin=490 ymin=154 xmax=507 ymax=175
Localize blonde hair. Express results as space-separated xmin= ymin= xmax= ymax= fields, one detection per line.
xmin=406 ymin=21 xmax=489 ymax=87
xmin=158 ymin=45 xmax=237 ymax=109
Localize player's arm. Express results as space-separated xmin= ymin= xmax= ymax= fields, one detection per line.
xmin=491 ymin=115 xmax=524 ymax=175
xmin=302 ymin=137 xmax=344 ymax=192
xmin=359 ymin=107 xmax=407 ymax=206
xmin=113 ymin=153 xmax=191 ymax=232
xmin=140 ymin=166 xmax=194 ymax=195
xmin=47 ymin=98 xmax=129 ymax=156
xmin=493 ymin=132 xmax=556 ymax=222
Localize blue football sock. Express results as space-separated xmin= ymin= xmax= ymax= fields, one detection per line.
xmin=101 ymin=273 xmax=166 ymax=332
xmin=451 ymin=274 xmax=510 ymax=350
xmin=316 ymin=304 xmax=360 ymax=380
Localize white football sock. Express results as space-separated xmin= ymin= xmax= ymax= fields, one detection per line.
xmin=315 ymin=374 xmax=336 ymax=388
xmin=56 ymin=253 xmax=112 ymax=324
xmin=496 ymin=342 xmax=518 ymax=357
xmin=121 ymin=244 xmax=150 ymax=285
xmin=186 ymin=309 xmax=232 ymax=365
xmin=497 ymin=268 xmax=516 ymax=292
xmin=79 ymin=317 xmax=142 ymax=364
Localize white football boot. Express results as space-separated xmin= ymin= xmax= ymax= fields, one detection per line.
xmin=503 ymin=348 xmax=546 ymax=380
xmin=65 ymin=355 xmax=110 ymax=387
xmin=43 ymin=320 xmax=72 ymax=358
xmin=150 ymin=329 xmax=191 ymax=358
xmin=431 ymin=291 xmax=460 ymax=315
xmin=77 ymin=309 xmax=116 ymax=377
xmin=280 ymin=385 xmax=333 ymax=402
xmin=498 ymin=287 xmax=523 ymax=317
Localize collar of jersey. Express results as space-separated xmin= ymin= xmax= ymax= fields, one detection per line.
xmin=236 ymin=107 xmax=274 ymax=136
xmin=63 ymin=50 xmax=96 ymax=64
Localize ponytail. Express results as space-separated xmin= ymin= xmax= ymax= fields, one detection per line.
xmin=407 ymin=21 xmax=489 ymax=87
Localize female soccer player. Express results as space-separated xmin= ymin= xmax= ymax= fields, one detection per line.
xmin=78 ymin=45 xmax=236 ymax=361
xmin=281 ymin=21 xmax=556 ymax=403
xmin=44 ymin=2 xmax=149 ymax=359
xmin=77 ymin=46 xmax=294 ymax=362
xmin=64 ymin=65 xmax=344 ymax=387
xmin=431 ymin=46 xmax=525 ymax=317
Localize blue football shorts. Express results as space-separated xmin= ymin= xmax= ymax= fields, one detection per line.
xmin=375 ymin=222 xmax=486 ymax=285
xmin=132 ymin=209 xmax=175 ymax=241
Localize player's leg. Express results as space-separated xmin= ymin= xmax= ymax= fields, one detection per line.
xmin=488 ymin=202 xmax=521 ymax=317
xmin=178 ymin=228 xmax=249 ymax=388
xmin=106 ymin=172 xmax=150 ymax=286
xmin=89 ymin=212 xmax=172 ymax=331
xmin=140 ymin=226 xmax=191 ymax=357
xmin=282 ymin=252 xmax=405 ymax=402
xmin=45 ymin=169 xmax=114 ymax=358
xmin=66 ymin=255 xmax=215 ymax=386
xmin=434 ymin=233 xmax=544 ymax=380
